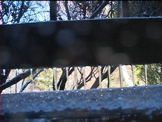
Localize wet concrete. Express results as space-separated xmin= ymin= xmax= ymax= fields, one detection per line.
xmin=1 ymin=85 xmax=162 ymax=121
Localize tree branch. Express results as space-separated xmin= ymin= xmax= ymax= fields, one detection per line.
xmin=17 ymin=1 xmax=24 ymax=23
xmin=90 ymin=65 xmax=117 ymax=89
xmin=0 ymin=69 xmax=11 ymax=85
xmin=64 ymin=1 xmax=71 ymax=20
xmin=0 ymin=69 xmax=36 ymax=93
xmin=57 ymin=67 xmax=74 ymax=90
xmin=89 ymin=1 xmax=109 ymax=19
xmin=19 ymin=69 xmax=44 ymax=92
xmin=77 ymin=67 xmax=98 ymax=89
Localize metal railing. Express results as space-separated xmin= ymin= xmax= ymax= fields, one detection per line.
xmin=1 ymin=63 xmax=162 ymax=94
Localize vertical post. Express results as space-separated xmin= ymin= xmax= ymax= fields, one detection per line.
xmin=82 ymin=67 xmax=86 ymax=90
xmin=74 ymin=67 xmax=78 ymax=90
xmin=119 ymin=1 xmax=129 ymax=17
xmin=30 ymin=68 xmax=34 ymax=90
xmin=120 ymin=1 xmax=123 ymax=17
xmin=122 ymin=1 xmax=129 ymax=17
xmin=66 ymin=67 xmax=69 ymax=89
xmin=53 ymin=67 xmax=58 ymax=91
xmin=144 ymin=64 xmax=148 ymax=86
xmin=2 ymin=69 xmax=5 ymax=76
xmin=50 ymin=1 xmax=57 ymax=21
xmin=107 ymin=65 xmax=111 ymax=88
xmin=15 ymin=69 xmax=19 ymax=93
xmin=98 ymin=66 xmax=102 ymax=89
xmin=131 ymin=65 xmax=135 ymax=86
xmin=119 ymin=64 xmax=123 ymax=87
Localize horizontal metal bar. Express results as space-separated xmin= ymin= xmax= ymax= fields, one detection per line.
xmin=1 ymin=85 xmax=162 ymax=120
xmin=1 ymin=17 xmax=162 ymax=68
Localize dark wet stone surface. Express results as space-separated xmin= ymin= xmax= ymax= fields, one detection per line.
xmin=1 ymin=85 xmax=162 ymax=121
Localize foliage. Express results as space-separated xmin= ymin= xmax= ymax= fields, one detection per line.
xmin=135 ymin=64 xmax=162 ymax=85
xmin=35 ymin=68 xmax=53 ymax=91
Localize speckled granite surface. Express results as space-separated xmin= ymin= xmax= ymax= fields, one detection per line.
xmin=1 ymin=85 xmax=162 ymax=120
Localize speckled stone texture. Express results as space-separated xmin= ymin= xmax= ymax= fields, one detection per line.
xmin=1 ymin=85 xmax=162 ymax=120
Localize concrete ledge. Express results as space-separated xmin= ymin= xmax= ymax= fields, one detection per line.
xmin=1 ymin=85 xmax=162 ymax=120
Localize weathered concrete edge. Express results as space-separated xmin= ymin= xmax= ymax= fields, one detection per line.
xmin=1 ymin=85 xmax=162 ymax=119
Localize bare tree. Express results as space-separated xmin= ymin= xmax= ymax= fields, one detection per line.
xmin=1 ymin=1 xmax=50 ymax=93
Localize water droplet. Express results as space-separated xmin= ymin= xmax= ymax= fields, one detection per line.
xmin=66 ymin=93 xmax=69 ymax=95
xmin=58 ymin=96 xmax=61 ymax=99
xmin=146 ymin=86 xmax=148 ymax=89
xmin=76 ymin=90 xmax=78 ymax=92
xmin=121 ymin=88 xmax=123 ymax=91
xmin=100 ymin=94 xmax=103 ymax=97
xmin=109 ymin=89 xmax=112 ymax=91
xmin=119 ymin=97 xmax=122 ymax=100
